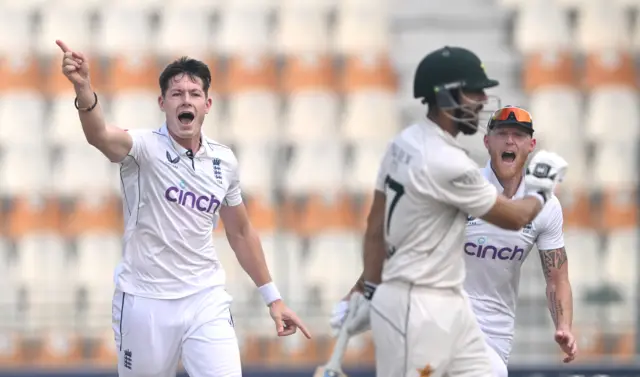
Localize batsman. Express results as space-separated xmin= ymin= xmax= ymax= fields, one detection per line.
xmin=332 ymin=47 xmax=569 ymax=377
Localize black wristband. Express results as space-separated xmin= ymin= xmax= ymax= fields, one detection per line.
xmin=363 ymin=281 xmax=377 ymax=300
xmin=74 ymin=92 xmax=98 ymax=112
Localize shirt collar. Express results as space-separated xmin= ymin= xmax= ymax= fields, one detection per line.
xmin=159 ymin=123 xmax=213 ymax=158
xmin=482 ymin=159 xmax=526 ymax=198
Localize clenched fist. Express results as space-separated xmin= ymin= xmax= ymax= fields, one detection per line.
xmin=56 ymin=40 xmax=90 ymax=88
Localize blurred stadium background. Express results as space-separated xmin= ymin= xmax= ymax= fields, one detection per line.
xmin=0 ymin=0 xmax=637 ymax=375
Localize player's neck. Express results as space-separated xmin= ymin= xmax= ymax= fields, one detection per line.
xmin=427 ymin=113 xmax=458 ymax=137
xmin=490 ymin=161 xmax=522 ymax=198
xmin=168 ymin=130 xmax=201 ymax=152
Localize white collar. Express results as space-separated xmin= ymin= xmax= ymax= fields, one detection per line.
xmin=482 ymin=160 xmax=526 ymax=199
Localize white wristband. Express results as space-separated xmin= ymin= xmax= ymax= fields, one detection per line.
xmin=258 ymin=282 xmax=282 ymax=306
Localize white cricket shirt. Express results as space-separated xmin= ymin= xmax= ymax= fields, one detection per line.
xmin=464 ymin=160 xmax=564 ymax=355
xmin=375 ymin=121 xmax=499 ymax=288
xmin=114 ymin=124 xmax=242 ymax=299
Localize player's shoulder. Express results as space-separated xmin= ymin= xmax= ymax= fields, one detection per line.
xmin=540 ymin=194 xmax=563 ymax=218
xmin=202 ymin=136 xmax=238 ymax=164
xmin=425 ymin=146 xmax=478 ymax=183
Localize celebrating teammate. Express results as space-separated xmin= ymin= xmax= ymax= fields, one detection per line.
xmin=329 ymin=47 xmax=569 ymax=377
xmin=463 ymin=106 xmax=577 ymax=375
xmin=56 ymin=40 xmax=310 ymax=377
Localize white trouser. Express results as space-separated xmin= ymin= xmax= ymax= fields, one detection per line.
xmin=484 ymin=336 xmax=510 ymax=377
xmin=112 ymin=286 xmax=241 ymax=377
xmin=370 ymin=282 xmax=493 ymax=377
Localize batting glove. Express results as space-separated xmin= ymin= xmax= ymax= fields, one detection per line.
xmin=524 ymin=150 xmax=568 ymax=204
xmin=329 ymin=291 xmax=371 ymax=337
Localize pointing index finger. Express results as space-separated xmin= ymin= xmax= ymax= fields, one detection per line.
xmin=56 ymin=40 xmax=71 ymax=53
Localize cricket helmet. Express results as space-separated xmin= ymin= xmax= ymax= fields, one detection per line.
xmin=413 ymin=46 xmax=500 ymax=135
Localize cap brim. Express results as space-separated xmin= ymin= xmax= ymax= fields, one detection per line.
xmin=467 ymin=79 xmax=500 ymax=90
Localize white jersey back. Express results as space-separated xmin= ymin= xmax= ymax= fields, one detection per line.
xmin=464 ymin=161 xmax=564 ymax=348
xmin=375 ymin=122 xmax=498 ymax=288
xmin=115 ymin=124 xmax=242 ymax=299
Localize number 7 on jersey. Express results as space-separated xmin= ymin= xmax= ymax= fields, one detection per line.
xmin=383 ymin=175 xmax=405 ymax=235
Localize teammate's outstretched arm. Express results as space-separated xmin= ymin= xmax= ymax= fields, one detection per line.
xmin=56 ymin=40 xmax=132 ymax=163
xmin=219 ymin=203 xmax=311 ymax=339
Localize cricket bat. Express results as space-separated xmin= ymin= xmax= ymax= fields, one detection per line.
xmin=313 ymin=294 xmax=360 ymax=377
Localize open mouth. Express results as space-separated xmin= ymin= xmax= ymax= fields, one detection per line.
xmin=177 ymin=111 xmax=195 ymax=125
xmin=501 ymin=151 xmax=516 ymax=163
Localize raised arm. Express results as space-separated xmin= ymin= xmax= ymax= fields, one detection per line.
xmin=56 ymin=40 xmax=132 ymax=163
xmin=481 ymin=196 xmax=543 ymax=231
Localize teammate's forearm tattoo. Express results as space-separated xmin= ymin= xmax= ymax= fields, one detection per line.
xmin=539 ymin=247 xmax=567 ymax=280
xmin=547 ymin=290 xmax=564 ymax=327
xmin=540 ymin=247 xmax=572 ymax=329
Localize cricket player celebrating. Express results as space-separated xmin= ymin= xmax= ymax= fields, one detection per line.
xmin=56 ymin=40 xmax=310 ymax=377
xmin=463 ymin=105 xmax=577 ymax=376
xmin=328 ymin=46 xmax=569 ymax=377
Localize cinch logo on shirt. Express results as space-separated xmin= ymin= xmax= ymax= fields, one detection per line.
xmin=464 ymin=237 xmax=525 ymax=261
xmin=164 ymin=181 xmax=221 ymax=213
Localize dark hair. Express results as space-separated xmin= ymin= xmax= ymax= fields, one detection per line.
xmin=159 ymin=57 xmax=212 ymax=97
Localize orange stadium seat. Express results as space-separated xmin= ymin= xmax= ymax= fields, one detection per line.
xmin=45 ymin=56 xmax=105 ymax=96
xmin=522 ymin=50 xmax=577 ymax=93
xmin=281 ymin=54 xmax=337 ymax=94
xmin=282 ymin=337 xmax=329 ymax=365
xmin=583 ymin=50 xmax=638 ymax=90
xmin=223 ymin=55 xmax=278 ymax=95
xmin=555 ymin=188 xmax=594 ymax=229
xmin=0 ymin=333 xmax=24 ymax=366
xmin=282 ymin=194 xmax=356 ymax=236
xmin=7 ymin=196 xmax=62 ymax=239
xmin=597 ymin=187 xmax=637 ymax=231
xmin=340 ymin=54 xmax=397 ymax=93
xmin=241 ymin=336 xmax=268 ymax=365
xmin=62 ymin=196 xmax=123 ymax=237
xmin=0 ymin=57 xmax=41 ymax=94
xmin=33 ymin=333 xmax=83 ymax=366
xmin=615 ymin=332 xmax=636 ymax=361
xmin=244 ymin=195 xmax=276 ymax=232
xmin=105 ymin=55 xmax=160 ymax=94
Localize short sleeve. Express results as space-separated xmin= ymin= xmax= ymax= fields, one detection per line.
xmin=223 ymin=152 xmax=243 ymax=207
xmin=122 ymin=129 xmax=150 ymax=163
xmin=420 ymin=157 xmax=498 ymax=218
xmin=535 ymin=197 xmax=565 ymax=250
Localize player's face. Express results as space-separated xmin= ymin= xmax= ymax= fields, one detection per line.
xmin=458 ymin=90 xmax=488 ymax=129
xmin=484 ymin=126 xmax=536 ymax=178
xmin=159 ymin=74 xmax=212 ymax=140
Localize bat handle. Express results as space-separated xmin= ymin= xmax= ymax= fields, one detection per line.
xmin=325 ymin=328 xmax=349 ymax=371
